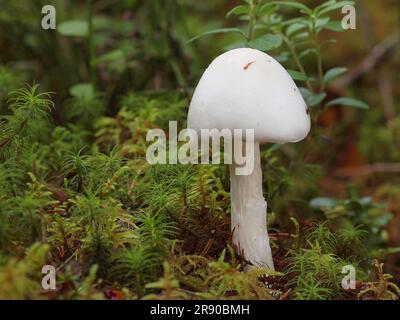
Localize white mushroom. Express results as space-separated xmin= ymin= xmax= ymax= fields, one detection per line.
xmin=188 ymin=48 xmax=311 ymax=269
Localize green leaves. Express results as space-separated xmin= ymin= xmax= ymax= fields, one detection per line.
xmin=323 ymin=67 xmax=348 ymax=84
xmin=226 ymin=5 xmax=250 ymax=18
xmin=248 ymin=34 xmax=283 ymax=51
xmin=187 ymin=28 xmax=246 ymax=44
xmin=0 ymin=83 xmax=54 ymax=153
xmin=272 ymin=1 xmax=312 ymax=15
xmin=257 ymin=3 xmax=279 ymax=16
xmin=97 ymin=49 xmax=125 ymax=64
xmin=299 ymin=87 xmax=368 ymax=110
xmin=308 ymin=92 xmax=327 ymax=107
xmin=57 ymin=20 xmax=88 ymax=37
xmin=323 ymin=21 xmax=345 ymax=32
xmin=310 ymin=197 xmax=339 ymax=209
xmin=96 ymin=49 xmax=127 ymax=73
xmin=316 ymin=1 xmax=355 ymax=16
xmin=315 ymin=17 xmax=331 ymax=30
xmin=67 ymin=83 xmax=103 ymax=124
xmin=288 ymin=70 xmax=308 ymax=81
xmin=286 ymin=23 xmax=308 ymax=37
xmin=8 ymin=83 xmax=54 ymax=114
xmin=300 ymin=88 xmax=327 ymax=107
xmin=69 ymin=83 xmax=95 ymax=100
xmin=327 ymin=97 xmax=370 ymax=109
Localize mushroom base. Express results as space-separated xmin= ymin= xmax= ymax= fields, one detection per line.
xmin=229 ymin=142 xmax=274 ymax=270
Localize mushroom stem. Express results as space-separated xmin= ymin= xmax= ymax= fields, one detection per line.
xmin=229 ymin=141 xmax=274 ymax=270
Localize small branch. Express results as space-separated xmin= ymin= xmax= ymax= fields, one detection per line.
xmin=87 ymin=0 xmax=96 ymax=85
xmin=378 ymin=68 xmax=396 ymax=122
xmin=311 ymin=16 xmax=324 ymax=92
xmin=283 ymin=36 xmax=314 ymax=92
xmin=335 ymin=163 xmax=400 ymax=177
xmin=332 ymin=31 xmax=399 ymax=91
xmin=268 ymin=232 xmax=290 ymax=240
xmin=246 ymin=0 xmax=261 ymax=42
xmin=94 ymin=0 xmax=120 ymax=11
xmin=279 ymin=288 xmax=292 ymax=300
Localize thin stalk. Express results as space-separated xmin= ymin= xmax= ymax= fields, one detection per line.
xmin=310 ymin=16 xmax=324 ymax=91
xmin=246 ymin=0 xmax=260 ymax=42
xmin=41 ymin=214 xmax=48 ymax=243
xmin=316 ymin=47 xmax=324 ymax=91
xmin=283 ymin=35 xmax=314 ymax=92
xmin=87 ymin=0 xmax=96 ymax=85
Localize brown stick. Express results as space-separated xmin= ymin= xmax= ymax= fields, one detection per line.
xmin=378 ymin=67 xmax=396 ymax=122
xmin=332 ymin=31 xmax=400 ymax=91
xmin=279 ymin=288 xmax=292 ymax=300
xmin=335 ymin=163 xmax=400 ymax=177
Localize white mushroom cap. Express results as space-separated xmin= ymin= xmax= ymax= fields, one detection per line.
xmin=188 ymin=48 xmax=311 ymax=144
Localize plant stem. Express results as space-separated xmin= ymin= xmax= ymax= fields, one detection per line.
xmin=87 ymin=0 xmax=96 ymax=85
xmin=310 ymin=16 xmax=324 ymax=91
xmin=283 ymin=36 xmax=314 ymax=92
xmin=246 ymin=0 xmax=260 ymax=42
xmin=316 ymin=47 xmax=324 ymax=91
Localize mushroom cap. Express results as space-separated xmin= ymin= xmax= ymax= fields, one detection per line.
xmin=188 ymin=48 xmax=311 ymax=144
